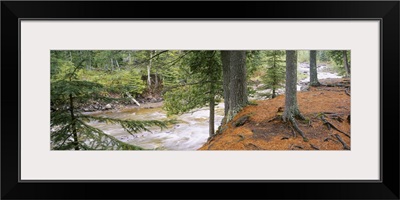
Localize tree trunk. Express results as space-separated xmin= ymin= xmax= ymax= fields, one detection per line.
xmin=283 ymin=50 xmax=304 ymax=121
xmin=147 ymin=51 xmax=153 ymax=88
xmin=209 ymin=91 xmax=215 ymax=137
xmin=309 ymin=50 xmax=319 ymax=86
xmin=272 ymin=53 xmax=277 ymax=98
xmin=155 ymin=70 xmax=159 ymax=88
xmin=272 ymin=88 xmax=276 ymax=98
xmin=221 ymin=51 xmax=248 ymax=122
xmin=69 ymin=94 xmax=79 ymax=150
xmin=221 ymin=51 xmax=231 ymax=118
xmin=343 ymin=50 xmax=350 ymax=77
xmin=116 ymin=60 xmax=120 ymax=70
xmin=110 ymin=58 xmax=114 ymax=71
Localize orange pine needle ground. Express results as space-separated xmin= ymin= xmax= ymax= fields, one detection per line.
xmin=199 ymin=78 xmax=351 ymax=150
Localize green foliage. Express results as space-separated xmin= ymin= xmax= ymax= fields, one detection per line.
xmin=327 ymin=50 xmax=351 ymax=76
xmin=297 ymin=50 xmax=309 ymax=63
xmin=317 ymin=50 xmax=329 ymax=62
xmin=77 ymin=69 xmax=145 ymax=96
xmin=163 ymin=51 xmax=222 ymax=116
xmin=246 ymin=50 xmax=265 ymax=77
xmin=262 ymin=50 xmax=286 ymax=98
xmin=50 ymin=50 xmax=169 ymax=150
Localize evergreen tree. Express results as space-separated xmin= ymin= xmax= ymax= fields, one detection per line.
xmin=51 ymin=51 xmax=169 ymax=150
xmin=327 ymin=50 xmax=351 ymax=77
xmin=163 ymin=51 xmax=222 ymax=137
xmin=262 ymin=50 xmax=286 ymax=98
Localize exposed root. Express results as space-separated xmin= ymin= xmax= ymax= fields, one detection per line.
xmin=238 ymin=134 xmax=245 ymax=142
xmin=289 ymin=116 xmax=308 ymax=142
xmin=335 ymin=134 xmax=350 ymax=150
xmin=290 ymin=145 xmax=304 ymax=150
xmin=345 ymin=88 xmax=351 ymax=96
xmin=310 ymin=144 xmax=320 ymax=150
xmin=321 ymin=115 xmax=350 ymax=138
xmin=324 ymin=137 xmax=339 ymax=143
xmin=246 ymin=143 xmax=263 ymax=150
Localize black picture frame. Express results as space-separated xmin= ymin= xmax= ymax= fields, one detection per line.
xmin=2 ymin=1 xmax=399 ymax=199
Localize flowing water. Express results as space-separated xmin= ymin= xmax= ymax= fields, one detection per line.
xmin=86 ymin=103 xmax=225 ymax=150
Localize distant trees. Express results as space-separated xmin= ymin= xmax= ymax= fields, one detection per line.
xmin=221 ymin=51 xmax=248 ymax=122
xmin=309 ymin=50 xmax=320 ymax=86
xmin=282 ymin=50 xmax=307 ymax=141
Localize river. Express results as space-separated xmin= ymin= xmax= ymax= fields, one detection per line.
xmin=87 ymin=103 xmax=225 ymax=150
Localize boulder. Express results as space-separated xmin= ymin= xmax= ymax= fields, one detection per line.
xmin=105 ymin=104 xmax=112 ymax=109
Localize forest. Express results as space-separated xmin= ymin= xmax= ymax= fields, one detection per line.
xmin=50 ymin=50 xmax=351 ymax=150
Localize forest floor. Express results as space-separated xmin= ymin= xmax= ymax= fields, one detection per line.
xmin=199 ymin=78 xmax=351 ymax=151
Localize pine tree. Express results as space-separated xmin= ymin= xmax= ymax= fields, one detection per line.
xmin=51 ymin=51 xmax=169 ymax=150
xmin=163 ymin=51 xmax=222 ymax=137
xmin=262 ymin=50 xmax=286 ymax=98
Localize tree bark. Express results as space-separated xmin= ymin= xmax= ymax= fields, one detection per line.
xmin=221 ymin=51 xmax=248 ymax=122
xmin=343 ymin=50 xmax=350 ymax=77
xmin=309 ymin=50 xmax=320 ymax=86
xmin=110 ymin=58 xmax=114 ymax=71
xmin=209 ymin=92 xmax=215 ymax=137
xmin=147 ymin=51 xmax=153 ymax=88
xmin=221 ymin=51 xmax=231 ymax=118
xmin=283 ymin=50 xmax=304 ymax=121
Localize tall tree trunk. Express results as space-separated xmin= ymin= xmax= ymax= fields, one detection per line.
xmin=116 ymin=60 xmax=120 ymax=70
xmin=155 ymin=70 xmax=159 ymax=89
xmin=69 ymin=94 xmax=79 ymax=150
xmin=283 ymin=50 xmax=307 ymax=140
xmin=272 ymin=88 xmax=276 ymax=98
xmin=221 ymin=51 xmax=231 ymax=118
xmin=343 ymin=50 xmax=350 ymax=77
xmin=309 ymin=50 xmax=320 ymax=86
xmin=110 ymin=58 xmax=114 ymax=71
xmin=147 ymin=51 xmax=153 ymax=88
xmin=283 ymin=50 xmax=304 ymax=121
xmin=221 ymin=51 xmax=248 ymax=122
xmin=209 ymin=89 xmax=215 ymax=137
xmin=272 ymin=53 xmax=277 ymax=98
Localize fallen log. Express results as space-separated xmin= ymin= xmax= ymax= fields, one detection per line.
xmin=125 ymin=92 xmax=141 ymax=107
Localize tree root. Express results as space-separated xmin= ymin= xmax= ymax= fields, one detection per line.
xmin=321 ymin=116 xmax=350 ymax=138
xmin=246 ymin=143 xmax=263 ymax=150
xmin=324 ymin=137 xmax=339 ymax=143
xmin=289 ymin=116 xmax=308 ymax=142
xmin=238 ymin=134 xmax=245 ymax=142
xmin=335 ymin=134 xmax=350 ymax=150
xmin=345 ymin=88 xmax=351 ymax=96
xmin=310 ymin=144 xmax=320 ymax=150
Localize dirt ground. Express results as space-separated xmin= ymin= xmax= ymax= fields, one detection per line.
xmin=199 ymin=78 xmax=351 ymax=151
